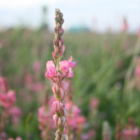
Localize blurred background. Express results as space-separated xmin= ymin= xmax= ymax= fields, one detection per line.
xmin=1 ymin=0 xmax=140 ymax=140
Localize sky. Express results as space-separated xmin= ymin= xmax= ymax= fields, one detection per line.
xmin=0 ymin=0 xmax=140 ymax=32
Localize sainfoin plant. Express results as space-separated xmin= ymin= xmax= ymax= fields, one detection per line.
xmin=45 ymin=9 xmax=76 ymax=140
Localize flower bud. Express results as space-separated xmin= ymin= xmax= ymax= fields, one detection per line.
xmin=61 ymin=134 xmax=68 ymax=140
xmin=59 ymin=38 xmax=64 ymax=48
xmin=55 ymin=15 xmax=60 ymax=22
xmin=52 ymin=101 xmax=64 ymax=115
xmin=54 ymin=27 xmax=57 ymax=33
xmin=55 ymin=9 xmax=60 ymax=16
xmin=58 ymin=116 xmax=66 ymax=129
xmin=61 ymin=18 xmax=64 ymax=25
xmin=52 ymin=51 xmax=58 ymax=62
xmin=53 ymin=114 xmax=59 ymax=126
xmin=59 ymin=45 xmax=65 ymax=56
xmin=60 ymin=12 xmax=63 ymax=18
xmin=55 ymin=130 xmax=61 ymax=140
xmin=57 ymin=23 xmax=60 ymax=29
xmin=59 ymin=28 xmax=64 ymax=36
xmin=53 ymin=39 xmax=58 ymax=46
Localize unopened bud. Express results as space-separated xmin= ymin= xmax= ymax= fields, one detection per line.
xmin=60 ymin=12 xmax=63 ymax=18
xmin=55 ymin=9 xmax=60 ymax=16
xmin=54 ymin=27 xmax=57 ymax=33
xmin=53 ymin=114 xmax=59 ymax=127
xmin=59 ymin=45 xmax=65 ymax=56
xmin=59 ymin=28 xmax=64 ymax=36
xmin=53 ymin=39 xmax=58 ymax=46
xmin=61 ymin=134 xmax=68 ymax=140
xmin=55 ymin=130 xmax=61 ymax=140
xmin=52 ymin=101 xmax=64 ymax=115
xmin=58 ymin=116 xmax=66 ymax=129
xmin=61 ymin=18 xmax=64 ymax=25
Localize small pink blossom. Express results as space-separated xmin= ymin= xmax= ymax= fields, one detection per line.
xmin=60 ymin=56 xmax=76 ymax=78
xmin=90 ymin=98 xmax=99 ymax=109
xmin=135 ymin=66 xmax=140 ymax=76
xmin=45 ymin=61 xmax=61 ymax=83
xmin=0 ymin=90 xmax=16 ymax=109
xmin=32 ymin=61 xmax=41 ymax=72
xmin=9 ymin=106 xmax=22 ymax=117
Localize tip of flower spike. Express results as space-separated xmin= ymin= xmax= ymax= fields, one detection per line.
xmin=55 ymin=8 xmax=60 ymax=15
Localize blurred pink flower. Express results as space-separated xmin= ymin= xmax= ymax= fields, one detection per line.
xmin=123 ymin=126 xmax=139 ymax=139
xmin=8 ymin=137 xmax=22 ymax=140
xmin=122 ymin=18 xmax=128 ymax=31
xmin=81 ymin=130 xmax=95 ymax=140
xmin=24 ymin=74 xmax=33 ymax=85
xmin=90 ymin=98 xmax=99 ymax=109
xmin=29 ymin=82 xmax=44 ymax=92
xmin=138 ymin=28 xmax=140 ymax=37
xmin=32 ymin=61 xmax=41 ymax=72
xmin=9 ymin=106 xmax=22 ymax=116
xmin=0 ymin=76 xmax=8 ymax=93
xmin=0 ymin=90 xmax=16 ymax=109
xmin=135 ymin=66 xmax=140 ymax=76
xmin=66 ymin=101 xmax=86 ymax=132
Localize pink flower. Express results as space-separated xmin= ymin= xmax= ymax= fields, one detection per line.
xmin=133 ymin=127 xmax=139 ymax=138
xmin=32 ymin=61 xmax=41 ymax=72
xmin=135 ymin=66 xmax=140 ymax=76
xmin=0 ymin=90 xmax=16 ymax=109
xmin=72 ymin=105 xmax=81 ymax=116
xmin=82 ymin=130 xmax=95 ymax=140
xmin=8 ymin=137 xmax=22 ymax=140
xmin=16 ymin=137 xmax=22 ymax=140
xmin=45 ymin=61 xmax=61 ymax=83
xmin=90 ymin=98 xmax=99 ymax=109
xmin=9 ymin=107 xmax=22 ymax=117
xmin=60 ymin=56 xmax=76 ymax=78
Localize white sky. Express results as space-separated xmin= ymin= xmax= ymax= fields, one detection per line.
xmin=0 ymin=0 xmax=140 ymax=32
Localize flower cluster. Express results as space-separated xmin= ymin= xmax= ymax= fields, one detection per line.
xmin=122 ymin=118 xmax=139 ymax=140
xmin=0 ymin=76 xmax=21 ymax=136
xmin=65 ymin=101 xmax=86 ymax=134
xmin=38 ymin=97 xmax=56 ymax=140
xmin=8 ymin=137 xmax=22 ymax=140
xmin=38 ymin=96 xmax=93 ymax=140
xmin=45 ymin=9 xmax=76 ymax=140
xmin=115 ymin=118 xmax=139 ymax=140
